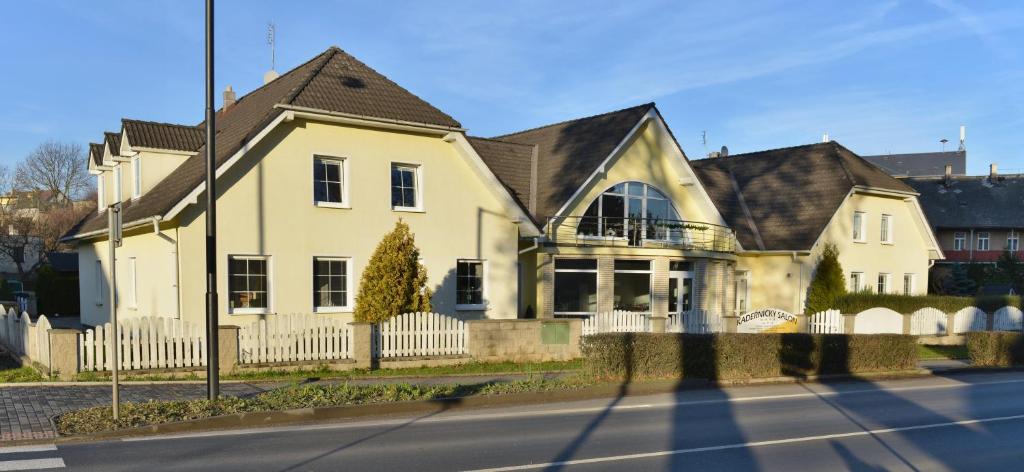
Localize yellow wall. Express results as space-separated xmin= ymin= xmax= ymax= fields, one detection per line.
xmin=163 ymin=119 xmax=522 ymax=327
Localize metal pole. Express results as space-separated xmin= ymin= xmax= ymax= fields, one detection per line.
xmin=108 ymin=205 xmax=119 ymax=420
xmin=205 ymin=0 xmax=220 ymax=400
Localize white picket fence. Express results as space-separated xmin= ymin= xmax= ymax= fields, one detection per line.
xmin=582 ymin=311 xmax=652 ymax=335
xmin=0 ymin=306 xmax=52 ymax=369
xmin=910 ymin=308 xmax=948 ymax=336
xmin=374 ymin=312 xmax=466 ymax=358
xmin=809 ymin=309 xmax=844 ymax=334
xmin=666 ymin=310 xmax=723 ymax=334
xmin=239 ymin=313 xmax=352 ymax=364
xmin=78 ymin=317 xmax=207 ymax=372
xmin=993 ymin=307 xmax=1024 ymax=331
xmin=952 ymin=307 xmax=988 ymax=334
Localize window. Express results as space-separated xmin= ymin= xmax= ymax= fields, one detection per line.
xmin=95 ymin=260 xmax=103 ymax=305
xmin=131 ymin=157 xmax=141 ymax=199
xmin=229 ymin=256 xmax=270 ymax=313
xmin=554 ymin=258 xmax=597 ymax=316
xmin=113 ymin=165 xmax=122 ymax=203
xmin=614 ymin=259 xmax=651 ymax=312
xmin=97 ymin=176 xmax=105 ymax=211
xmin=877 ymin=273 xmax=891 ymax=294
xmin=127 ymin=257 xmax=137 ymax=308
xmin=850 ymin=272 xmax=864 ymax=292
xmin=1008 ymin=232 xmax=1019 ymax=252
xmin=880 ymin=214 xmax=893 ymax=244
xmin=734 ymin=271 xmax=750 ymax=314
xmin=577 ymin=182 xmax=682 ymax=242
xmin=903 ymin=273 xmax=915 ymax=296
xmin=391 ymin=164 xmax=420 ymax=210
xmin=852 ymin=211 xmax=866 ymax=242
xmin=313 ymin=156 xmax=347 ymax=207
xmin=456 ymin=260 xmax=485 ymax=309
xmin=978 ymin=232 xmax=990 ymax=251
xmin=313 ymin=257 xmax=350 ymax=312
xmin=953 ymin=232 xmax=966 ymax=251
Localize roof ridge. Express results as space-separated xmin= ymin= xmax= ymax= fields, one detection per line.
xmin=467 ymin=135 xmax=537 ymax=148
xmin=491 ymin=102 xmax=654 ymax=139
xmin=829 ymin=143 xmax=857 ymax=186
xmin=692 ymin=141 xmax=836 ymax=163
xmin=280 ymin=47 xmax=339 ymax=106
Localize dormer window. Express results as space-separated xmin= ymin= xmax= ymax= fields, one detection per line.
xmin=577 ymin=182 xmax=681 ymax=243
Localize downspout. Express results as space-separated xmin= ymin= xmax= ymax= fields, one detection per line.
xmin=518 ymin=237 xmax=540 ymax=255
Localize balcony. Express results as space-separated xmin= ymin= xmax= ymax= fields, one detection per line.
xmin=545 ymin=215 xmax=736 ymax=253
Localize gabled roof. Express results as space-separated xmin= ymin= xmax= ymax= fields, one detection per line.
xmin=467 ymin=137 xmax=536 ymax=220
xmin=122 ymin=119 xmax=205 ymax=152
xmin=89 ymin=142 xmax=104 ymax=167
xmin=862 ymin=151 xmax=966 ymax=177
xmin=691 ymin=142 xmax=916 ymax=251
xmin=903 ymin=174 xmax=1024 ymax=229
xmin=67 ymin=46 xmax=463 ymax=239
xmin=103 ymin=132 xmax=122 ymax=158
xmin=487 ymin=103 xmax=654 ymax=220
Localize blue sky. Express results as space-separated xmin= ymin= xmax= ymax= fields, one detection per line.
xmin=2 ymin=0 xmax=1022 ymax=174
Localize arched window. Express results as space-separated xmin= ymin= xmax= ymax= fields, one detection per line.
xmin=577 ymin=182 xmax=681 ymax=243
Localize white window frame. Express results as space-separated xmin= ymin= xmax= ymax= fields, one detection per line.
xmin=312 ymin=155 xmax=350 ymax=209
xmin=228 ymin=255 xmax=272 ymax=315
xmin=1008 ymin=231 xmax=1019 ymax=252
xmin=97 ymin=176 xmax=105 ymax=212
xmin=953 ymin=232 xmax=966 ymax=251
xmin=390 ymin=162 xmax=424 ymax=212
xmin=455 ymin=259 xmax=487 ymax=311
xmin=903 ymin=273 xmax=915 ymax=296
xmin=977 ymin=232 xmax=990 ymax=251
xmin=853 ymin=211 xmax=866 ymax=243
xmin=312 ymin=256 xmax=353 ymax=313
xmin=131 ymin=156 xmax=142 ymax=200
xmin=553 ymin=258 xmax=599 ymax=317
xmin=877 ymin=273 xmax=891 ymax=294
xmin=95 ymin=260 xmax=104 ymax=306
xmin=613 ymin=259 xmax=653 ymax=314
xmin=880 ymin=214 xmax=893 ymax=244
xmin=127 ymin=257 xmax=138 ymax=309
xmin=850 ymin=272 xmax=864 ymax=292
xmin=113 ymin=165 xmax=123 ymax=203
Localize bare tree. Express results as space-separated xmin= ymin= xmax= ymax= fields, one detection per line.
xmin=15 ymin=140 xmax=92 ymax=203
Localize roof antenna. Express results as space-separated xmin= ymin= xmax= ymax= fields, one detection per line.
xmin=701 ymin=130 xmax=708 ymax=154
xmin=263 ymin=22 xmax=279 ymax=84
xmin=958 ymin=125 xmax=966 ymax=151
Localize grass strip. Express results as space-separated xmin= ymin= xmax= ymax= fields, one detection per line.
xmin=917 ymin=344 xmax=968 ymax=360
xmin=0 ymin=352 xmax=44 ymax=382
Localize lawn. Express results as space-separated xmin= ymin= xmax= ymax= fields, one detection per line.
xmin=917 ymin=344 xmax=968 ymax=360
xmin=0 ymin=351 xmax=45 ymax=382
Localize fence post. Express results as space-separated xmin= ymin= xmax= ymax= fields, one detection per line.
xmin=985 ymin=310 xmax=995 ymax=332
xmin=722 ymin=313 xmax=738 ymax=333
xmin=48 ymin=328 xmax=81 ymax=381
xmin=843 ymin=313 xmax=857 ymax=334
xmin=945 ymin=311 xmax=957 ymax=337
xmin=566 ymin=317 xmax=583 ymax=358
xmin=649 ymin=316 xmax=666 ymax=333
xmin=795 ymin=313 xmax=808 ymax=333
xmin=218 ymin=325 xmax=240 ymax=373
xmin=901 ymin=313 xmax=913 ymax=335
xmin=349 ymin=322 xmax=374 ymax=369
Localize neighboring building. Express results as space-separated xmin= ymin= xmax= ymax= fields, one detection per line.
xmin=862 ymin=150 xmax=966 ymax=177
xmin=63 ymin=46 xmax=944 ymax=327
xmin=904 ymin=165 xmax=1024 ymax=265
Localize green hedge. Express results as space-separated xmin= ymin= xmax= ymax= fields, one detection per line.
xmin=966 ymin=332 xmax=1024 ymax=367
xmin=581 ymin=333 xmax=917 ymax=381
xmin=829 ymin=293 xmax=1020 ymax=315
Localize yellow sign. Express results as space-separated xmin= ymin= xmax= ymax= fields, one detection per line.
xmin=737 ymin=308 xmax=799 ymax=333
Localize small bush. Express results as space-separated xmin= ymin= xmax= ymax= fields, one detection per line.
xmin=829 ymin=293 xmax=1020 ymax=314
xmin=581 ymin=333 xmax=918 ymax=381
xmin=353 ymin=220 xmax=432 ymax=323
xmin=806 ymin=243 xmax=847 ymax=314
xmin=966 ymin=332 xmax=1024 ymax=367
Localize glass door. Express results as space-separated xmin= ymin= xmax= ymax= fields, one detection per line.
xmin=668 ymin=269 xmax=693 ymax=316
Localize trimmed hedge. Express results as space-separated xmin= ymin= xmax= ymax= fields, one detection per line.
xmin=966 ymin=332 xmax=1024 ymax=367
xmin=830 ymin=293 xmax=1020 ymax=315
xmin=582 ymin=333 xmax=917 ymax=381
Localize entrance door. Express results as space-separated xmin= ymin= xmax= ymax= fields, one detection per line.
xmin=668 ymin=269 xmax=693 ymax=316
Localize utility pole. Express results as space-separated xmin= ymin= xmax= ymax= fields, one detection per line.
xmin=205 ymin=0 xmax=220 ymax=400
xmin=108 ymin=202 xmax=122 ymax=420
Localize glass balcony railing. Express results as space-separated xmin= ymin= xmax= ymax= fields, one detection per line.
xmin=547 ymin=216 xmax=737 ymax=253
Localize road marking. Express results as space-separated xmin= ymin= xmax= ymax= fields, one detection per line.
xmin=465 ymin=413 xmax=1024 ymax=471
xmin=0 ymin=445 xmax=57 ymax=454
xmin=0 ymin=458 xmax=65 ymax=471
xmin=122 ymin=376 xmax=1024 ymax=442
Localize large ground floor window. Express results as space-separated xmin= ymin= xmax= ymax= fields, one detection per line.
xmin=614 ymin=259 xmax=651 ymax=312
xmin=554 ymin=258 xmax=597 ymax=316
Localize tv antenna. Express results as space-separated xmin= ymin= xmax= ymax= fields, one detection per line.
xmin=267 ymin=22 xmax=276 ymax=71
xmin=701 ymin=130 xmax=708 ymax=153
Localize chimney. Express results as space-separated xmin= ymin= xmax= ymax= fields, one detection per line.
xmin=720 ymin=145 xmax=729 ymax=158
xmin=944 ymin=164 xmax=952 ymax=186
xmin=263 ymin=70 xmax=280 ymax=85
xmin=959 ymin=125 xmax=966 ymax=151
xmin=990 ymin=163 xmax=998 ymax=179
xmin=822 ymin=132 xmax=830 ymax=143
xmin=223 ymin=85 xmax=236 ymax=111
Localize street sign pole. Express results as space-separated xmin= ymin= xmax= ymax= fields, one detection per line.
xmin=204 ymin=0 xmax=220 ymax=400
xmin=107 ymin=202 xmax=122 ymax=420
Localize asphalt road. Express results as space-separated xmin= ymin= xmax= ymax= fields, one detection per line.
xmin=11 ymin=370 xmax=1024 ymax=471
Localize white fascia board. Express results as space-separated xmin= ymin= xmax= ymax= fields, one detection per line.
xmin=162 ymin=110 xmax=293 ymax=221
xmin=444 ymin=132 xmax=542 ymax=237
xmin=275 ymin=104 xmax=466 ymax=134
xmin=130 ymin=146 xmax=196 ymax=156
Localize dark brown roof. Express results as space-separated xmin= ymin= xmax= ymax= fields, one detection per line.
xmin=67 ymin=46 xmax=462 ymax=239
xmin=122 ymin=119 xmax=204 ymax=152
xmin=467 ymin=137 xmax=536 ymax=220
xmin=89 ymin=142 xmax=104 ymax=167
xmin=904 ymin=174 xmax=1024 ymax=229
xmin=489 ymin=103 xmax=653 ymax=220
xmin=103 ymin=132 xmax=122 ymax=157
xmin=691 ymin=142 xmax=916 ymax=251
xmin=863 ymin=151 xmax=966 ymax=177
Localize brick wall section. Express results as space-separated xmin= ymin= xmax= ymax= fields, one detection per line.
xmin=652 ymin=257 xmax=669 ymax=318
xmin=694 ymin=259 xmax=708 ymax=311
xmin=466 ymin=319 xmax=582 ymax=362
xmin=539 ymin=253 xmax=555 ymax=318
xmin=597 ymin=256 xmax=615 ymax=313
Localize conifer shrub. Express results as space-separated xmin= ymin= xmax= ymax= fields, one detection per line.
xmin=805 ymin=243 xmax=847 ymax=314
xmin=353 ymin=220 xmax=432 ymax=323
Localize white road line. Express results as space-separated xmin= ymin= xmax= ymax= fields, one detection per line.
xmin=122 ymin=377 xmax=1024 ymax=442
xmin=0 ymin=458 xmax=65 ymax=471
xmin=465 ymin=413 xmax=1024 ymax=471
xmin=0 ymin=445 xmax=56 ymax=455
